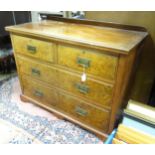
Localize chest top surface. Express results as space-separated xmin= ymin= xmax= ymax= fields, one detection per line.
xmin=6 ymin=19 xmax=148 ymax=54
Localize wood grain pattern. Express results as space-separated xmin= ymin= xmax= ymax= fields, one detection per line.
xmin=6 ymin=20 xmax=147 ymax=53
xmin=108 ymin=50 xmax=137 ymax=133
xmin=6 ymin=17 xmax=148 ymax=139
xmin=45 ymin=16 xmax=147 ymax=32
xmin=17 ymin=55 xmax=113 ymax=108
xmin=20 ymin=94 xmax=108 ymax=140
xmin=12 ymin=35 xmax=55 ymax=63
xmin=85 ymin=12 xmax=155 ymax=104
xmin=10 ymin=35 xmax=24 ymax=93
xmin=22 ymin=75 xmax=58 ymax=107
xmin=57 ymin=91 xmax=110 ymax=132
xmin=58 ymin=69 xmax=113 ymax=108
xmin=21 ymin=75 xmax=110 ymax=132
xmin=58 ymin=44 xmax=118 ymax=82
xmin=17 ymin=55 xmax=58 ymax=86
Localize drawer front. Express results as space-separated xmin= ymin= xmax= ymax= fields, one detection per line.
xmin=58 ymin=70 xmax=113 ymax=108
xmin=58 ymin=45 xmax=118 ymax=81
xmin=12 ymin=35 xmax=55 ymax=63
xmin=57 ymin=92 xmax=110 ymax=131
xmin=22 ymin=76 xmax=58 ymax=107
xmin=17 ymin=56 xmax=58 ymax=86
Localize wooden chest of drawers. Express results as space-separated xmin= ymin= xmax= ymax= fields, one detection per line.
xmin=6 ymin=17 xmax=148 ymax=140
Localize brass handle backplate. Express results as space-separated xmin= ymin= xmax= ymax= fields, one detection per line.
xmin=34 ymin=90 xmax=43 ymax=97
xmin=31 ymin=68 xmax=40 ymax=76
xmin=77 ymin=57 xmax=91 ymax=68
xmin=27 ymin=45 xmax=36 ymax=53
xmin=75 ymin=83 xmax=89 ymax=94
xmin=75 ymin=106 xmax=88 ymax=116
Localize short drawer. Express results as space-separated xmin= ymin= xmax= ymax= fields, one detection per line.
xmin=17 ymin=56 xmax=58 ymax=86
xmin=58 ymin=45 xmax=118 ymax=81
xmin=57 ymin=92 xmax=110 ymax=132
xmin=58 ymin=70 xmax=113 ymax=108
xmin=12 ymin=35 xmax=55 ymax=63
xmin=22 ymin=76 xmax=58 ymax=107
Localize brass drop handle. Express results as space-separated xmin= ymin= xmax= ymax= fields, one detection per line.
xmin=75 ymin=106 xmax=88 ymax=116
xmin=27 ymin=45 xmax=36 ymax=54
xmin=77 ymin=57 xmax=91 ymax=68
xmin=75 ymin=83 xmax=89 ymax=94
xmin=34 ymin=90 xmax=43 ymax=97
xmin=31 ymin=68 xmax=40 ymax=76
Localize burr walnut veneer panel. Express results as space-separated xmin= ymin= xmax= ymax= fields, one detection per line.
xmin=6 ymin=18 xmax=148 ymax=140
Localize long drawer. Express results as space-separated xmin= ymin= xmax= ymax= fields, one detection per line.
xmin=22 ymin=76 xmax=58 ymax=107
xmin=58 ymin=45 xmax=118 ymax=82
xmin=17 ymin=56 xmax=113 ymax=108
xmin=12 ymin=35 xmax=55 ymax=63
xmin=21 ymin=75 xmax=110 ymax=131
xmin=57 ymin=92 xmax=110 ymax=131
xmin=58 ymin=70 xmax=113 ymax=108
xmin=17 ymin=56 xmax=58 ymax=86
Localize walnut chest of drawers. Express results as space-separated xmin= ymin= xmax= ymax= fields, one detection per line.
xmin=6 ymin=17 xmax=148 ymax=139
